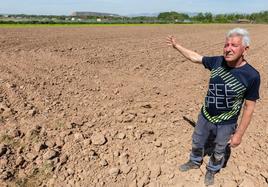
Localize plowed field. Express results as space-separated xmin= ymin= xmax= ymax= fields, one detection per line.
xmin=0 ymin=24 xmax=267 ymax=186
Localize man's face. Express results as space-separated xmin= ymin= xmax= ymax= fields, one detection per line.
xmin=223 ymin=35 xmax=248 ymax=63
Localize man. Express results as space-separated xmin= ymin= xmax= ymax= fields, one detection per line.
xmin=166 ymin=28 xmax=260 ymax=186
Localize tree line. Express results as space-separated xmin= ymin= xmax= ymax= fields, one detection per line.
xmin=0 ymin=11 xmax=268 ymax=24
xmin=157 ymin=11 xmax=268 ymax=23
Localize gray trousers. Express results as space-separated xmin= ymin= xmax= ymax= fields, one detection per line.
xmin=190 ymin=113 xmax=236 ymax=172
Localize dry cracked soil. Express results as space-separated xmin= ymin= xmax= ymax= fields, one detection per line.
xmin=0 ymin=24 xmax=268 ymax=187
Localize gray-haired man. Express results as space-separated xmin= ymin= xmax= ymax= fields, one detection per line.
xmin=166 ymin=28 xmax=260 ymax=185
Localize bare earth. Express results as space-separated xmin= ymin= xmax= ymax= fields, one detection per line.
xmin=0 ymin=24 xmax=268 ymax=187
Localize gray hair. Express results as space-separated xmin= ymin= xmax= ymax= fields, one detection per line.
xmin=226 ymin=28 xmax=250 ymax=47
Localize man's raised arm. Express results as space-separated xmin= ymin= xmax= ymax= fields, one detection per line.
xmin=166 ymin=35 xmax=203 ymax=64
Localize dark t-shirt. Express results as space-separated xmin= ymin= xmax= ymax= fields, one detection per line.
xmin=201 ymin=56 xmax=260 ymax=125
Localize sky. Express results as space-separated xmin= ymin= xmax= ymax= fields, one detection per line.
xmin=0 ymin=0 xmax=268 ymax=16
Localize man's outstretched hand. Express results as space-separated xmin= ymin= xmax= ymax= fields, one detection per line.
xmin=166 ymin=35 xmax=177 ymax=48
xmin=165 ymin=35 xmax=203 ymax=63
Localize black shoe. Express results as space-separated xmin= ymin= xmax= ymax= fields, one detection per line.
xmin=204 ymin=170 xmax=216 ymax=186
xmin=179 ymin=160 xmax=200 ymax=172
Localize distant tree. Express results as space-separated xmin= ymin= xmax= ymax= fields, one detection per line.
xmin=131 ymin=16 xmax=156 ymax=21
xmin=158 ymin=11 xmax=189 ymax=21
xmin=204 ymin=12 xmax=213 ymax=22
xmin=257 ymin=11 xmax=268 ymax=22
xmin=214 ymin=14 xmax=228 ymax=23
xmin=192 ymin=13 xmax=205 ymax=22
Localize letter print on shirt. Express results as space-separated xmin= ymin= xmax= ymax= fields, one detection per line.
xmin=203 ymin=66 xmax=246 ymax=123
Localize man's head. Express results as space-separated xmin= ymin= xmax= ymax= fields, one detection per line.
xmin=223 ymin=28 xmax=250 ymax=64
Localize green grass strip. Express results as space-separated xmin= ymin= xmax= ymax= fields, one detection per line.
xmin=0 ymin=23 xmax=174 ymax=28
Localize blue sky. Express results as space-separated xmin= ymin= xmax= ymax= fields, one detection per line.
xmin=0 ymin=0 xmax=267 ymax=16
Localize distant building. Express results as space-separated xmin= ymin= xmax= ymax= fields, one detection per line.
xmin=236 ymin=19 xmax=251 ymax=23
xmin=183 ymin=19 xmax=192 ymax=23
xmin=71 ymin=11 xmax=120 ymax=17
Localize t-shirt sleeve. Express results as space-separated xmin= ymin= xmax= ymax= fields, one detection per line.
xmin=245 ymin=74 xmax=261 ymax=101
xmin=202 ymin=56 xmax=221 ymax=71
